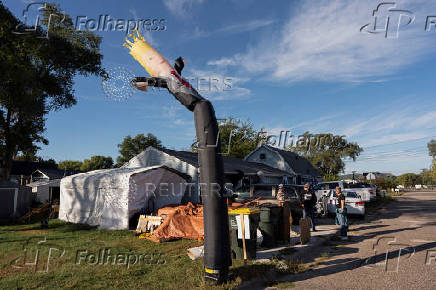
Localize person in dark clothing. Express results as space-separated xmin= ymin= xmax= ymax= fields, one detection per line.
xmin=301 ymin=183 xmax=317 ymax=231
xmin=335 ymin=186 xmax=348 ymax=240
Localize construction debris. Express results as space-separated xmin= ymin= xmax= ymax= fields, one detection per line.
xmin=187 ymin=246 xmax=204 ymax=260
xmin=136 ymin=215 xmax=163 ymax=234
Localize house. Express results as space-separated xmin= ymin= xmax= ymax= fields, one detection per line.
xmin=244 ymin=145 xmax=322 ymax=185
xmin=0 ymin=160 xmax=58 ymax=185
xmin=123 ymin=147 xmax=293 ymax=202
xmin=26 ymin=179 xmax=61 ymax=204
xmin=30 ymin=168 xmax=80 ymax=182
xmin=363 ymin=172 xmax=394 ymax=180
xmin=26 ymin=168 xmax=80 ymax=203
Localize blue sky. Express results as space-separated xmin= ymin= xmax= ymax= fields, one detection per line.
xmin=4 ymin=0 xmax=436 ymax=175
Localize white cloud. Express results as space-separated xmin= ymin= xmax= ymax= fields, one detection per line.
xmin=208 ymin=0 xmax=436 ymax=82
xmin=163 ymin=0 xmax=205 ymax=17
xmin=186 ymin=19 xmax=274 ymax=40
xmin=207 ymin=57 xmax=238 ymax=67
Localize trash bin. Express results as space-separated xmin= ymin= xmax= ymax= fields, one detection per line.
xmin=228 ymin=208 xmax=260 ymax=260
xmin=258 ymin=204 xmax=282 ymax=248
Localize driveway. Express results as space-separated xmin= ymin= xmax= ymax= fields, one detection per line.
xmin=278 ymin=191 xmax=436 ymax=289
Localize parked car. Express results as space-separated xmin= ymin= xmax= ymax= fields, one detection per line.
xmin=327 ymin=191 xmax=365 ymax=217
xmin=369 ymin=183 xmax=379 ymax=196
xmin=314 ymin=181 xmax=375 ymax=202
xmin=347 ymin=182 xmax=376 ymax=201
xmin=313 ymin=181 xmax=347 ymax=200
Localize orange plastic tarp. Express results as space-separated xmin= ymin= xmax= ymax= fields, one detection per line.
xmin=146 ymin=202 xmax=204 ymax=242
xmin=145 ymin=202 xmax=251 ymax=242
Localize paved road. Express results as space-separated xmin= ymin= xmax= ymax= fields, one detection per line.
xmin=285 ymin=191 xmax=436 ymax=289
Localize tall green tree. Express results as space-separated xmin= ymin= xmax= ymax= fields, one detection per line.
xmin=286 ymin=131 xmax=363 ymax=177
xmin=117 ymin=133 xmax=163 ymax=166
xmin=428 ymin=139 xmax=436 ymax=169
xmin=420 ymin=168 xmax=436 ymax=185
xmin=58 ymin=160 xmax=83 ymax=171
xmin=191 ymin=117 xmax=267 ymax=159
xmin=397 ymin=173 xmax=422 ymax=188
xmin=80 ymin=155 xmax=113 ymax=172
xmin=0 ymin=3 xmax=103 ymax=179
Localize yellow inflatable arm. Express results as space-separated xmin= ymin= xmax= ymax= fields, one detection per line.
xmin=124 ymin=29 xmax=174 ymax=78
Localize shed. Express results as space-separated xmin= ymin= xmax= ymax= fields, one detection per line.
xmin=0 ymin=180 xmax=32 ymax=221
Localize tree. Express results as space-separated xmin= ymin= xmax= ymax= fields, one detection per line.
xmin=286 ymin=131 xmax=363 ymax=177
xmin=428 ymin=139 xmax=436 ymax=169
xmin=80 ymin=155 xmax=113 ymax=172
xmin=373 ymin=177 xmax=398 ymax=191
xmin=191 ymin=117 xmax=267 ymax=159
xmin=58 ymin=160 xmax=83 ymax=171
xmin=117 ymin=133 xmax=163 ymax=166
xmin=397 ymin=173 xmax=421 ymax=188
xmin=420 ymin=168 xmax=436 ymax=186
xmin=0 ymin=3 xmax=103 ymax=179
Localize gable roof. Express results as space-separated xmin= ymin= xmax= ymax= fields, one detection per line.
xmin=159 ymin=148 xmax=291 ymax=177
xmin=32 ymin=168 xmax=81 ymax=180
xmin=261 ymin=145 xmax=321 ymax=177
xmin=1 ymin=160 xmax=58 ymax=176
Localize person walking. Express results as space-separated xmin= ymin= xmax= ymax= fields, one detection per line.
xmin=335 ymin=186 xmax=348 ymax=240
xmin=302 ymin=183 xmax=317 ymax=231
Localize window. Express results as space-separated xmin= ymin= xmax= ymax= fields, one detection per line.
xmin=344 ymin=191 xmax=358 ymax=198
xmin=332 ymin=191 xmax=358 ymax=198
xmin=259 ymin=153 xmax=266 ymax=160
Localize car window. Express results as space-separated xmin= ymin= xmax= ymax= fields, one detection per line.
xmin=344 ymin=192 xmax=358 ymax=198
xmin=328 ymin=183 xmax=339 ymax=190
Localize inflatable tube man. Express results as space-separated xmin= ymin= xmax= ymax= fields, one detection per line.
xmin=124 ymin=30 xmax=231 ymax=283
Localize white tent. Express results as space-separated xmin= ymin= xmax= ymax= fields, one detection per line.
xmin=59 ymin=166 xmax=190 ymax=229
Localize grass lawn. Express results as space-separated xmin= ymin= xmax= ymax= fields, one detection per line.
xmin=0 ymin=219 xmax=299 ymax=289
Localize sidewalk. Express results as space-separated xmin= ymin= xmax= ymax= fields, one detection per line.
xmin=256 ymin=224 xmax=339 ymax=261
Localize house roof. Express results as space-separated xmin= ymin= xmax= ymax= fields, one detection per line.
xmin=262 ymin=145 xmax=321 ymax=177
xmin=32 ymin=168 xmax=80 ymax=180
xmin=3 ymin=160 xmax=58 ymax=176
xmin=160 ymin=148 xmax=291 ymax=177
